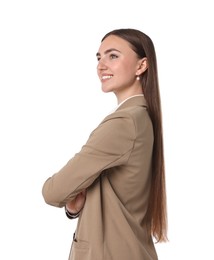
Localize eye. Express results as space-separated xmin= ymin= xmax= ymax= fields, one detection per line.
xmin=109 ymin=53 xmax=118 ymax=59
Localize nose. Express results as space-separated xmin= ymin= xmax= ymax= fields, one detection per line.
xmin=97 ymin=58 xmax=107 ymax=71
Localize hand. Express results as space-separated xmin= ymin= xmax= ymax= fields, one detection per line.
xmin=66 ymin=190 xmax=86 ymax=214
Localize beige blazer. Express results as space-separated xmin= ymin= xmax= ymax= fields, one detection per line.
xmin=42 ymin=96 xmax=158 ymax=260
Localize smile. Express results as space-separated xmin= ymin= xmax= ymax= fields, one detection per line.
xmin=101 ymin=75 xmax=113 ymax=80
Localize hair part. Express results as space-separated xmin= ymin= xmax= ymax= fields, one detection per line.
xmin=102 ymin=28 xmax=168 ymax=242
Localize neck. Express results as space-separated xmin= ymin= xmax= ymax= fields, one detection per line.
xmin=117 ymin=94 xmax=144 ymax=106
xmin=116 ymin=90 xmax=144 ymax=105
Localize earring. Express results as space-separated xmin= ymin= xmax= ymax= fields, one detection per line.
xmin=136 ymin=76 xmax=140 ymax=81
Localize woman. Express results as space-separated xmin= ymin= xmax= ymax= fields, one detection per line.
xmin=42 ymin=28 xmax=168 ymax=260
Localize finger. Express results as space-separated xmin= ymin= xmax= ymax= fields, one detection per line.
xmin=66 ymin=200 xmax=76 ymax=212
xmin=75 ymin=193 xmax=86 ymax=211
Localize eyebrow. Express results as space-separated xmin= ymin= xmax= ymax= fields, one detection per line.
xmin=96 ymin=48 xmax=121 ymax=57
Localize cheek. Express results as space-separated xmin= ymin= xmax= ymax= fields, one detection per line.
xmin=123 ymin=58 xmax=138 ymax=73
xmin=122 ymin=64 xmax=136 ymax=78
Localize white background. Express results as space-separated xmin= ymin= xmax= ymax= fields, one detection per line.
xmin=0 ymin=0 xmax=213 ymax=259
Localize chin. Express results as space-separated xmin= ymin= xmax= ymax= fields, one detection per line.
xmin=101 ymin=86 xmax=113 ymax=93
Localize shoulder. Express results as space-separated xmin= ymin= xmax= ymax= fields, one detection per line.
xmin=104 ymin=105 xmax=150 ymax=127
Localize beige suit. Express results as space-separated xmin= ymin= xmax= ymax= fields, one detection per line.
xmin=42 ymin=96 xmax=158 ymax=260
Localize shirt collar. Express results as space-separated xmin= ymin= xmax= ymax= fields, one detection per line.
xmin=113 ymin=94 xmax=144 ymax=112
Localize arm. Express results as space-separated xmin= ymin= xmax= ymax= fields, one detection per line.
xmin=42 ymin=113 xmax=136 ymax=207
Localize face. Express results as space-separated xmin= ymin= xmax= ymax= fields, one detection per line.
xmin=96 ymin=35 xmax=146 ymax=103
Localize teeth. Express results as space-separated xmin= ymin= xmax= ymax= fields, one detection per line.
xmin=102 ymin=75 xmax=113 ymax=80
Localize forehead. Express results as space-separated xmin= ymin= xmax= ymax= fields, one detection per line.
xmin=97 ymin=35 xmax=133 ymax=54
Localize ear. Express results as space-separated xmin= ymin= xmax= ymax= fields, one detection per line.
xmin=136 ymin=57 xmax=148 ymax=76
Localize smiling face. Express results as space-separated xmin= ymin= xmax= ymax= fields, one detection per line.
xmin=96 ymin=35 xmax=147 ymax=103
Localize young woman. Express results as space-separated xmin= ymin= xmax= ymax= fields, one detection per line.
xmin=42 ymin=28 xmax=168 ymax=260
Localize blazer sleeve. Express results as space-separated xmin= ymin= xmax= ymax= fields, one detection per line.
xmin=42 ymin=112 xmax=136 ymax=207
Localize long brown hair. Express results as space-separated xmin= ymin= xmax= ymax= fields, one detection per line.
xmin=102 ymin=29 xmax=168 ymax=242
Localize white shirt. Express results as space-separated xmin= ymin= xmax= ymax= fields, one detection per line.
xmin=111 ymin=94 xmax=144 ymax=113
